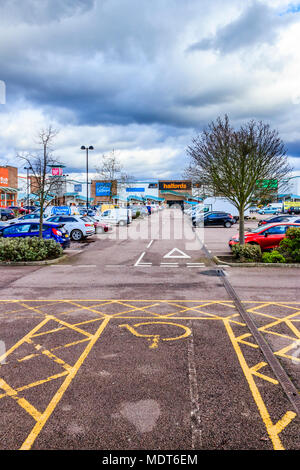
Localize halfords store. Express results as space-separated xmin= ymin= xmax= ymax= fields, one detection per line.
xmin=0 ymin=166 xmax=18 ymax=208
xmin=158 ymin=180 xmax=193 ymax=207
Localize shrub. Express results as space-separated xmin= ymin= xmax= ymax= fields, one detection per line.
xmin=262 ymin=250 xmax=286 ymax=264
xmin=135 ymin=211 xmax=140 ymax=218
xmin=231 ymin=243 xmax=262 ymax=262
xmin=0 ymin=237 xmax=63 ymax=262
xmin=278 ymin=227 xmax=300 ymax=263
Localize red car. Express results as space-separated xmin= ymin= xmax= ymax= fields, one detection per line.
xmin=8 ymin=205 xmax=30 ymax=214
xmin=229 ymin=222 xmax=300 ymax=251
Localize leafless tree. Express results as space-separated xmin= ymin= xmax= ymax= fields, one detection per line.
xmin=18 ymin=126 xmax=62 ymax=237
xmin=95 ymin=149 xmax=134 ymax=202
xmin=186 ymin=115 xmax=291 ymax=244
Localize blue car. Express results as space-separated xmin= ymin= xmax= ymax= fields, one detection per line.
xmin=258 ymin=207 xmax=280 ymax=215
xmin=0 ymin=222 xmax=70 ymax=249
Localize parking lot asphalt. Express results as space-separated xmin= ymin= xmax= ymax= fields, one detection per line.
xmin=0 ymin=209 xmax=299 ymax=450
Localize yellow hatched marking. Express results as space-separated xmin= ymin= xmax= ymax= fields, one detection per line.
xmin=19 ymin=317 xmax=110 ymax=450
xmin=0 ymin=316 xmax=51 ymax=364
xmin=224 ymin=319 xmax=296 ymax=450
xmin=236 ymin=333 xmax=259 ymax=349
xmin=0 ymin=378 xmax=41 ymax=421
xmin=46 ymin=317 xmax=93 ymax=339
xmin=259 ymin=311 xmax=300 ymax=333
xmin=0 ymin=300 xmax=299 ymax=450
xmin=0 ymin=372 xmax=69 ymax=399
xmin=108 ymin=301 xmax=164 ymax=318
xmin=250 ymin=363 xmax=279 ymax=385
xmin=65 ymin=300 xmax=113 ymax=318
xmin=41 ymin=350 xmax=72 ymax=372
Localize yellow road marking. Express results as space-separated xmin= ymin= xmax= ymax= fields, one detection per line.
xmin=0 ymin=300 xmax=299 ymax=450
xmin=0 ymin=378 xmax=41 ymax=421
xmin=224 ymin=319 xmax=296 ymax=450
xmin=19 ymin=316 xmax=110 ymax=450
xmin=119 ymin=321 xmax=191 ymax=349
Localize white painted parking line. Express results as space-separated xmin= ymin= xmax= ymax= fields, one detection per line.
xmin=147 ymin=240 xmax=154 ymax=249
xmin=134 ymin=252 xmax=152 ymax=267
xmin=50 ymin=265 xmax=96 ymax=268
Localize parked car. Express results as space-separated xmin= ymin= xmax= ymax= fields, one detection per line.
xmin=23 ymin=205 xmax=38 ymax=213
xmin=258 ymin=207 xmax=280 ymax=215
xmin=249 ymin=206 xmax=259 ymax=213
xmin=229 ymin=222 xmax=300 ymax=251
xmin=194 ymin=211 xmax=235 ymax=228
xmin=0 ymin=208 xmax=15 ymax=221
xmin=78 ymin=208 xmax=96 ymax=217
xmin=46 ymin=215 xmax=95 ymax=241
xmin=287 ymin=206 xmax=300 ymax=215
xmin=81 ymin=216 xmax=112 ymax=234
xmin=258 ymin=215 xmax=294 ymax=226
xmin=7 ymin=211 xmax=44 ymax=225
xmin=0 ymin=222 xmax=70 ymax=248
xmin=94 ymin=208 xmax=132 ymax=226
xmin=8 ymin=205 xmax=29 ymax=214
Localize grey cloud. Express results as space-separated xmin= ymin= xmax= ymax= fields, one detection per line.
xmin=0 ymin=0 xmax=95 ymax=24
xmin=187 ymin=1 xmax=296 ymax=54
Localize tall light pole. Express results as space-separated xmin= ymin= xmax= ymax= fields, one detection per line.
xmin=81 ymin=146 xmax=94 ymax=209
xmin=24 ymin=166 xmax=30 ymax=207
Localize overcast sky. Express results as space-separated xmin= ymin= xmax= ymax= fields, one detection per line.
xmin=1 ymin=0 xmax=300 ymax=180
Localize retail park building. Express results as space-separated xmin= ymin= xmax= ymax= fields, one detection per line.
xmin=0 ymin=166 xmax=18 ymax=207
xmin=89 ymin=179 xmax=202 ymax=207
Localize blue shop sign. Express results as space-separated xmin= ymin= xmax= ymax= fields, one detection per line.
xmin=96 ymin=182 xmax=111 ymax=196
xmin=126 ymin=188 xmax=145 ymax=192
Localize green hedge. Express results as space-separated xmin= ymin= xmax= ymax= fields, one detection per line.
xmin=0 ymin=237 xmax=63 ymax=262
xmin=262 ymin=250 xmax=286 ymax=264
xmin=231 ymin=243 xmax=262 ymax=262
xmin=277 ymin=227 xmax=300 ymax=263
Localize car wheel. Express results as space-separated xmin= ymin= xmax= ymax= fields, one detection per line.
xmin=224 ymin=221 xmax=232 ymax=228
xmin=97 ymin=226 xmax=104 ymax=234
xmin=70 ymin=229 xmax=83 ymax=241
xmin=119 ymin=220 xmax=126 ymax=226
xmin=1 ymin=216 xmax=7 ymax=221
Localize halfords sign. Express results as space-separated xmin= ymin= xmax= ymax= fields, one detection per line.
xmin=159 ymin=181 xmax=191 ymax=191
xmin=0 ymin=168 xmax=9 ymax=187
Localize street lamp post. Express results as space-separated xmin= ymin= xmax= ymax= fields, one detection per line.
xmin=24 ymin=166 xmax=30 ymax=207
xmin=81 ymin=146 xmax=94 ymax=210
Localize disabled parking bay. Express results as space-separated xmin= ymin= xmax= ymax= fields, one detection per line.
xmin=0 ymin=299 xmax=300 ymax=450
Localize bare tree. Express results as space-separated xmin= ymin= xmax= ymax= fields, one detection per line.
xmin=186 ymin=115 xmax=291 ymax=244
xmin=95 ymin=150 xmax=134 ymax=202
xmin=18 ymin=126 xmax=62 ymax=238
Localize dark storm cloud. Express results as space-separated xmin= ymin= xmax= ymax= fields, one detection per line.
xmin=1 ymin=0 xmax=300 ymax=176
xmin=285 ymin=141 xmax=300 ymax=157
xmin=187 ymin=1 xmax=294 ymax=54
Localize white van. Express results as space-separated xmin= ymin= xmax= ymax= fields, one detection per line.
xmin=202 ymin=197 xmax=250 ymax=219
xmin=266 ymin=203 xmax=283 ymax=211
xmin=94 ymin=208 xmax=132 ymax=226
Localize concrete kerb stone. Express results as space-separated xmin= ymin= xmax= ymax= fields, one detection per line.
xmin=0 ymin=254 xmax=69 ymax=266
xmin=213 ymin=255 xmax=300 ymax=268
